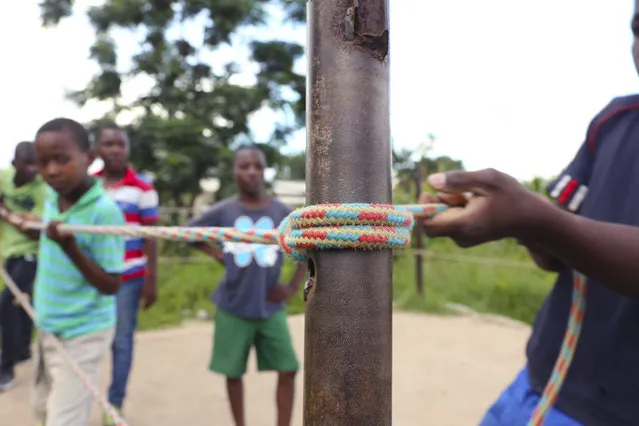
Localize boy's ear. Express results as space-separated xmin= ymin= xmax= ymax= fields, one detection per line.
xmin=11 ymin=159 xmax=16 ymax=168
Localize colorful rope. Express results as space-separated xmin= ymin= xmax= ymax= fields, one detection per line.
xmin=0 ymin=202 xmax=587 ymax=425
xmin=528 ymin=272 xmax=586 ymax=426
xmin=14 ymin=203 xmax=447 ymax=262
xmin=278 ymin=203 xmax=446 ymax=261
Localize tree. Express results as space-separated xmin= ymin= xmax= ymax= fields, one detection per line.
xmin=40 ymin=0 xmax=307 ymax=206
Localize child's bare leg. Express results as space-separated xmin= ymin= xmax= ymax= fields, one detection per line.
xmin=276 ymin=371 xmax=296 ymax=426
xmin=226 ymin=377 xmax=245 ymax=426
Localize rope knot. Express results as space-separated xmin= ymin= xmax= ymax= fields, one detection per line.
xmin=278 ymin=203 xmax=416 ymax=262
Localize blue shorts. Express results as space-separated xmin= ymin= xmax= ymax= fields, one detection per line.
xmin=479 ymin=367 xmax=581 ymax=426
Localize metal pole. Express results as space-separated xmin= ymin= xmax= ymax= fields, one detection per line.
xmin=304 ymin=0 xmax=392 ymax=424
xmin=415 ymin=164 xmax=424 ymax=294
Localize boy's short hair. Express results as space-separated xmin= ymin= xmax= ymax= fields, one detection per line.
xmin=234 ymin=144 xmax=265 ymax=163
xmin=36 ymin=118 xmax=92 ymax=152
xmin=95 ymin=122 xmax=129 ymax=146
xmin=236 ymin=143 xmax=263 ymax=154
xmin=14 ymin=141 xmax=34 ymax=158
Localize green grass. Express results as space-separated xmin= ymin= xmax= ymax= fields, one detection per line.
xmin=396 ymin=238 xmax=554 ymax=323
xmin=136 ymin=238 xmax=555 ymax=330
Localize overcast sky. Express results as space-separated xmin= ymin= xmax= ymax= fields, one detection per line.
xmin=1 ymin=1 xmax=638 ymax=180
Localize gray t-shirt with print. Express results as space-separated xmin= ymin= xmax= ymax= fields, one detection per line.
xmin=187 ymin=197 xmax=292 ymax=319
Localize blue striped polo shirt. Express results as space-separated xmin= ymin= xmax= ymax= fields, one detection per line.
xmin=34 ymin=179 xmax=125 ymax=340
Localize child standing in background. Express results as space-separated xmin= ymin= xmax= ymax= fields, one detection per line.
xmin=0 ymin=141 xmax=47 ymax=392
xmin=93 ymin=123 xmax=160 ymax=424
xmin=188 ymin=145 xmax=307 ymax=426
xmin=32 ymin=118 xmax=125 ymax=426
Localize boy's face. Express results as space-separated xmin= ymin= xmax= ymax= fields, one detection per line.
xmin=233 ymin=149 xmax=265 ymax=197
xmin=35 ymin=130 xmax=93 ymax=197
xmin=12 ymin=150 xmax=37 ymax=183
xmin=97 ymin=128 xmax=128 ymax=172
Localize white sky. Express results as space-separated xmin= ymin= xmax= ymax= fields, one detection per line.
xmin=1 ymin=1 xmax=638 ymax=180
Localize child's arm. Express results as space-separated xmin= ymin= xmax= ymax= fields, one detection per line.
xmin=191 ymin=243 xmax=225 ymax=264
xmin=422 ymin=169 xmax=639 ymax=297
xmin=525 ymin=245 xmax=564 ymax=272
xmin=267 ymin=262 xmax=308 ymax=303
xmin=139 ymin=188 xmax=160 ymax=309
xmin=517 ymin=194 xmax=564 ymax=272
xmin=46 ymin=221 xmax=121 ymax=295
xmin=0 ymin=204 xmax=41 ymax=241
xmin=16 ymin=214 xmax=43 ymax=241
xmin=419 ymin=190 xmax=564 ymax=272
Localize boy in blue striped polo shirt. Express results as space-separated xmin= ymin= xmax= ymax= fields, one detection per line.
xmin=32 ymin=118 xmax=125 ymax=426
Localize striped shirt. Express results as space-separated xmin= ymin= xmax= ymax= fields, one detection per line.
xmin=34 ymin=180 xmax=125 ymax=339
xmin=93 ymin=167 xmax=159 ymax=281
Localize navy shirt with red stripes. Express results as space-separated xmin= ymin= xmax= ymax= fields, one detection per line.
xmin=528 ymin=95 xmax=639 ymax=425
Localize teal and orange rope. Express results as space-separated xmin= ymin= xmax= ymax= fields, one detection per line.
xmin=2 ymin=202 xmax=585 ymax=426
xmin=529 ymin=272 xmax=586 ymax=426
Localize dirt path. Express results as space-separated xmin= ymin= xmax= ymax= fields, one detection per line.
xmin=0 ymin=312 xmax=529 ymax=425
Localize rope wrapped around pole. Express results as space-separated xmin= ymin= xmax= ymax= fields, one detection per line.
xmin=3 ymin=204 xmax=446 ymax=261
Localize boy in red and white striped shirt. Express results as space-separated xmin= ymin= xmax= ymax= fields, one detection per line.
xmin=93 ymin=124 xmax=159 ymax=423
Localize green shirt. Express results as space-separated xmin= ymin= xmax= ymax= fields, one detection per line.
xmin=0 ymin=168 xmax=47 ymax=259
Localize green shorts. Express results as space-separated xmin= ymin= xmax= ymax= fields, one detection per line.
xmin=209 ymin=309 xmax=299 ymax=378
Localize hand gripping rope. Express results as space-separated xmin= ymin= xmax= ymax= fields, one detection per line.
xmin=1 ymin=203 xmax=586 ymax=426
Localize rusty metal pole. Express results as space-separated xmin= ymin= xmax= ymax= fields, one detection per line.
xmin=304 ymin=0 xmax=392 ymax=424
xmin=415 ymin=164 xmax=424 ymax=294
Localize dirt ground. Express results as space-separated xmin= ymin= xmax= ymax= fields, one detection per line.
xmin=0 ymin=312 xmax=530 ymax=426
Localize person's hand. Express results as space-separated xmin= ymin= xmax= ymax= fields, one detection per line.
xmin=17 ymin=212 xmax=38 ymax=221
xmin=12 ymin=292 xmax=30 ymax=307
xmin=140 ymin=276 xmax=158 ymax=310
xmin=267 ymin=283 xmax=295 ymax=303
xmin=16 ymin=213 xmax=39 ymax=232
xmin=46 ymin=221 xmax=75 ymax=249
xmin=6 ymin=213 xmax=21 ymax=226
xmin=420 ymin=169 xmax=549 ymax=247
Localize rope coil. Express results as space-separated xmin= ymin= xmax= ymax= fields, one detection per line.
xmin=278 ymin=203 xmax=444 ymax=261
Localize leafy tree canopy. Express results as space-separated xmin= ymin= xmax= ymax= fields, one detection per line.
xmin=40 ymin=0 xmax=307 ymax=204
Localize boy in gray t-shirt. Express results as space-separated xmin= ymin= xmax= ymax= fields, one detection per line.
xmin=188 ymin=145 xmax=306 ymax=426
